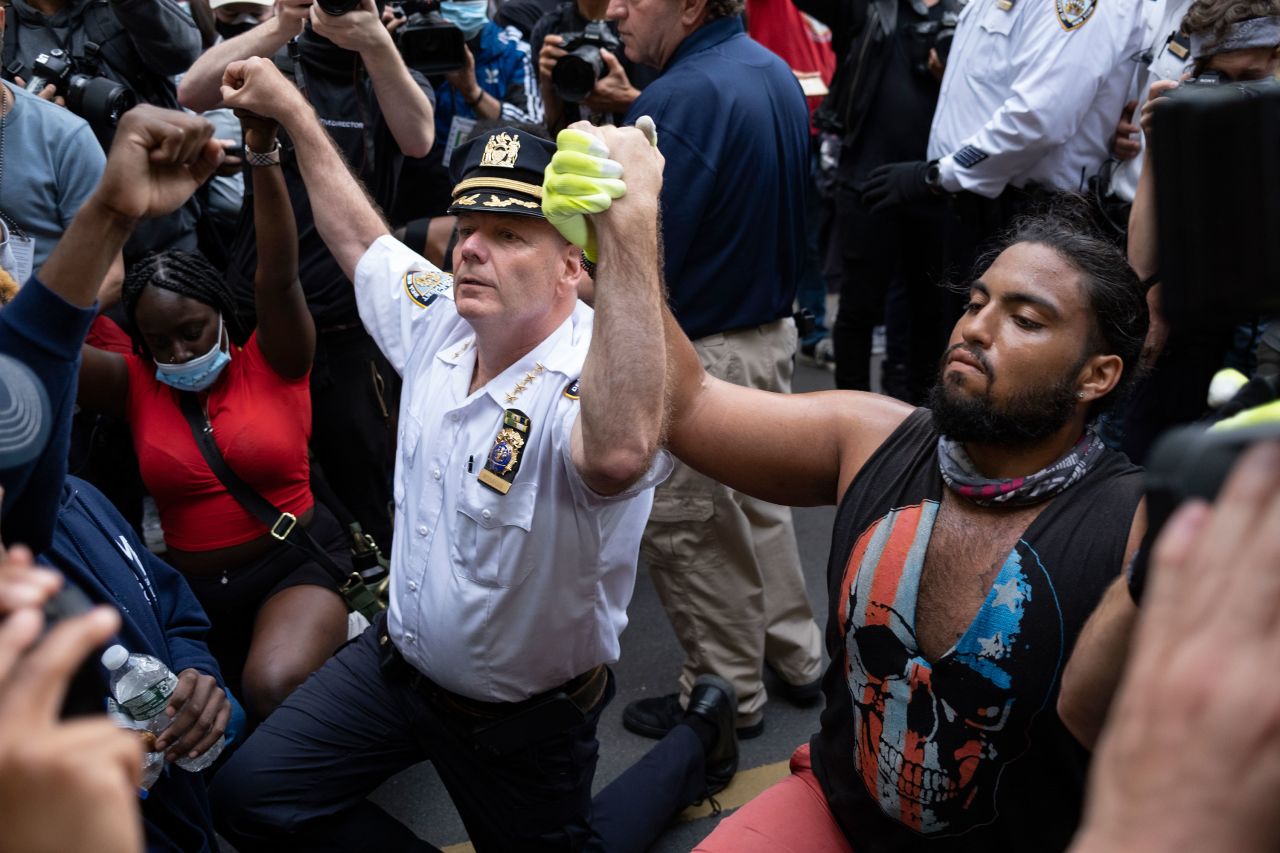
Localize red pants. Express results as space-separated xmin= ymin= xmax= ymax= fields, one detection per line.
xmin=694 ymin=744 xmax=853 ymax=853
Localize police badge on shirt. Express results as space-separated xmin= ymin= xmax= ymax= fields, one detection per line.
xmin=479 ymin=409 xmax=532 ymax=495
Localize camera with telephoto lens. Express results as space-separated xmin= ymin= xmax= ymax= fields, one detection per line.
xmin=22 ymin=48 xmax=136 ymax=133
xmin=390 ymin=0 xmax=467 ymax=75
xmin=552 ymin=21 xmax=622 ymax=103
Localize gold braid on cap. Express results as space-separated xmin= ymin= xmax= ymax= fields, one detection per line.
xmin=451 ymin=177 xmax=544 ymax=200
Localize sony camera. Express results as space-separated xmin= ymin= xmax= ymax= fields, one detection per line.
xmin=552 ymin=21 xmax=622 ymax=103
xmin=21 ymin=48 xmax=136 ymax=134
xmin=391 ymin=0 xmax=467 ymax=75
xmin=1151 ymin=76 xmax=1280 ymax=330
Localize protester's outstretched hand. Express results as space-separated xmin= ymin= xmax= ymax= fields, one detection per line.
xmin=1073 ymin=441 xmax=1280 ymax=853
xmin=91 ymin=106 xmax=223 ymax=222
xmin=220 ymin=57 xmax=308 ymax=127
xmin=0 ymin=603 xmax=143 ymax=853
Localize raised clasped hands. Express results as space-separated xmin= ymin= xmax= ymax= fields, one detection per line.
xmin=543 ymin=119 xmax=663 ymax=259
xmin=220 ymin=57 xmax=306 ymax=129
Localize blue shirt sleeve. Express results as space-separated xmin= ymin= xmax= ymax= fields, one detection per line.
xmin=0 ymin=278 xmax=96 ymax=552
xmin=54 ymin=124 xmax=107 ymax=231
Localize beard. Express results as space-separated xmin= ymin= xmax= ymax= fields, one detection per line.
xmin=927 ymin=346 xmax=1082 ymax=448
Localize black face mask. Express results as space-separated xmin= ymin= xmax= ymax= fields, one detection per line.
xmin=216 ymin=19 xmax=259 ymax=39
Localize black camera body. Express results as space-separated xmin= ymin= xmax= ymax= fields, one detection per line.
xmin=391 ymin=0 xmax=467 ymax=76
xmin=1130 ymin=422 xmax=1280 ymax=603
xmin=1151 ymin=76 xmax=1280 ymax=330
xmin=315 ymin=0 xmax=362 ymax=14
xmin=552 ymin=21 xmax=622 ymax=103
xmin=22 ymin=48 xmax=136 ymax=133
xmin=1163 ymin=69 xmax=1227 ymax=95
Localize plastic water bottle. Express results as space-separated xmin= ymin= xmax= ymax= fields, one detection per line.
xmin=106 ymin=698 xmax=164 ymax=793
xmin=101 ymin=645 xmax=225 ymax=772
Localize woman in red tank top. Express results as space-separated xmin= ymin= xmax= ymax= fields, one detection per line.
xmin=78 ymin=112 xmax=349 ymax=721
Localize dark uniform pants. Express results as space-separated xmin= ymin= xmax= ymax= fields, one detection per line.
xmin=211 ymin=615 xmax=707 ymax=852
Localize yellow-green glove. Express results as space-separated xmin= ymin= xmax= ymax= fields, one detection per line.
xmin=1211 ymin=399 xmax=1280 ymax=432
xmin=542 ymin=129 xmax=626 ymax=263
xmin=542 ymin=118 xmax=659 ymax=263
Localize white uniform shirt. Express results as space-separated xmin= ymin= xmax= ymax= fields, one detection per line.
xmin=354 ymin=235 xmax=671 ymax=702
xmin=927 ymin=0 xmax=1144 ymax=197
xmin=1108 ymin=0 xmax=1194 ymax=201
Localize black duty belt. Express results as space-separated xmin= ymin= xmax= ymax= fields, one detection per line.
xmin=378 ymin=628 xmax=609 ymax=722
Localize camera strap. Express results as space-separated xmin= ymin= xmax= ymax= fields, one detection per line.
xmin=287 ymin=36 xmax=376 ymax=177
xmin=177 ymin=390 xmax=385 ymax=622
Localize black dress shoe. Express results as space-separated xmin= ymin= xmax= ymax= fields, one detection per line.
xmin=623 ymin=693 xmax=765 ymax=740
xmin=685 ymin=674 xmax=739 ymax=796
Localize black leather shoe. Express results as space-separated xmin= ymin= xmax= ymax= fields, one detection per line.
xmin=685 ymin=674 xmax=739 ymax=796
xmin=623 ymin=692 xmax=764 ymax=740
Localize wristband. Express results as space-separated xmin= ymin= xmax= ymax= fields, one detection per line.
xmin=245 ymin=139 xmax=282 ymax=168
xmin=465 ymin=88 xmax=484 ymax=107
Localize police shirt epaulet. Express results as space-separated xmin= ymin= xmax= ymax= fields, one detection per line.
xmin=403 ymin=269 xmax=453 ymax=309
xmin=563 ymin=378 xmax=581 ymax=400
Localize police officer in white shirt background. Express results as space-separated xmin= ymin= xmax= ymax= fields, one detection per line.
xmin=206 ymin=56 xmax=739 ymax=852
xmin=859 ymin=0 xmax=1144 ymax=282
xmin=1105 ymin=0 xmax=1194 ymax=209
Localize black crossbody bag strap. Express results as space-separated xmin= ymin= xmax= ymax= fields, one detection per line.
xmin=177 ymin=392 xmax=383 ymax=619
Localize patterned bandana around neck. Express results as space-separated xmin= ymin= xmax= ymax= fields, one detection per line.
xmin=937 ymin=425 xmax=1106 ymax=507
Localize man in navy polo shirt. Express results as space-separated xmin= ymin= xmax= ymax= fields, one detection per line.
xmin=607 ymin=0 xmax=825 ymax=741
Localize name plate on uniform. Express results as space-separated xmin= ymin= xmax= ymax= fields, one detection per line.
xmin=478 ymin=409 xmax=532 ymax=495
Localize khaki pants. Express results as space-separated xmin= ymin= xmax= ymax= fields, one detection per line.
xmin=641 ymin=318 xmax=823 ymax=725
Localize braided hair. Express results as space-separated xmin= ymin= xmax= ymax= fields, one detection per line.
xmin=121 ymin=251 xmax=248 ymax=359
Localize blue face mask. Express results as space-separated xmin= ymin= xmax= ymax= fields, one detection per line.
xmin=440 ymin=0 xmax=487 ymax=40
xmin=154 ymin=316 xmax=232 ymax=393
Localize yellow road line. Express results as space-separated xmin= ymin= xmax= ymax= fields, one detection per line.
xmin=677 ymin=758 xmax=789 ymax=821
xmin=440 ymin=757 xmax=790 ymax=851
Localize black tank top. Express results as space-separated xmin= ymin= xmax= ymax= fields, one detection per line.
xmin=810 ymin=409 xmax=1143 ymax=851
